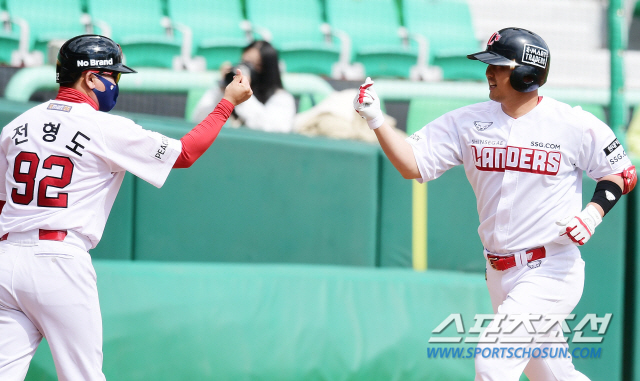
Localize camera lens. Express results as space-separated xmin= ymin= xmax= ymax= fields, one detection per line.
xmin=223 ymin=62 xmax=254 ymax=86
xmin=224 ymin=70 xmax=236 ymax=86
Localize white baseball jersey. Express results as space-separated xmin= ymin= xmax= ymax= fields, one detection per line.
xmin=0 ymin=99 xmax=182 ymax=249
xmin=407 ymin=96 xmax=632 ymax=254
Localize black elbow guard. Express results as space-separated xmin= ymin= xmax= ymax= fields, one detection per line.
xmin=590 ymin=180 xmax=623 ymax=216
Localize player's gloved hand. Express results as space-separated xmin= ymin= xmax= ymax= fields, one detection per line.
xmin=555 ymin=204 xmax=602 ymax=246
xmin=353 ymin=77 xmax=384 ymax=129
xmin=223 ymin=68 xmax=253 ymax=106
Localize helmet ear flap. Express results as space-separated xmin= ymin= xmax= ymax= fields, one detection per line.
xmin=510 ymin=66 xmax=540 ymax=93
xmin=56 ymin=59 xmax=77 ymax=84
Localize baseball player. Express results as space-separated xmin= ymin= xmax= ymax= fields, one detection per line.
xmin=354 ymin=27 xmax=636 ymax=380
xmin=0 ymin=34 xmax=252 ymax=380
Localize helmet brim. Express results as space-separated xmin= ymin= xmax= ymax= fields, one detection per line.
xmin=104 ymin=63 xmax=137 ymax=74
xmin=467 ymin=51 xmax=519 ymax=67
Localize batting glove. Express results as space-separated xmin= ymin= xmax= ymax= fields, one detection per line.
xmin=555 ymin=204 xmax=602 ymax=246
xmin=353 ymin=77 xmax=384 ymax=129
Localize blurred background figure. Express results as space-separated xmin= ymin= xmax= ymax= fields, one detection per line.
xmin=192 ymin=40 xmax=296 ymax=133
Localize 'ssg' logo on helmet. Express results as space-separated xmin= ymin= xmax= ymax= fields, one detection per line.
xmin=487 ymin=32 xmax=501 ymax=46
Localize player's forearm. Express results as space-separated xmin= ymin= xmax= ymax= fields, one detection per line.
xmin=374 ymin=123 xmax=420 ymax=179
xmin=600 ymin=174 xmax=625 ymax=189
xmin=173 ymin=99 xmax=234 ymax=168
xmin=558 ymin=166 xmax=635 ymax=246
xmin=588 ymin=174 xmax=625 ymax=217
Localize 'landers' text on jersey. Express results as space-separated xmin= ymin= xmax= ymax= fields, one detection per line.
xmin=471 ymin=145 xmax=561 ymax=175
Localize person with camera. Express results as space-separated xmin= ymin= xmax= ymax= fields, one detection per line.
xmin=193 ymin=40 xmax=296 ymax=133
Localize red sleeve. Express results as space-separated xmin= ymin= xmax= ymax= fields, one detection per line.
xmin=173 ymin=99 xmax=235 ymax=168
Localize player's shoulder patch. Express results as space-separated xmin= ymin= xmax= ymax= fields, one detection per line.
xmin=603 ymin=136 xmax=629 ymax=170
xmin=46 ymin=103 xmax=72 ymax=112
xmin=603 ymin=138 xmax=622 ymax=156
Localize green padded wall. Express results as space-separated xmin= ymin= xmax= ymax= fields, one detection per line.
xmin=426 ymin=166 xmax=484 ymax=272
xmin=133 ymin=126 xmax=381 ymax=266
xmin=26 ymin=261 xmax=493 ymax=381
xmin=379 ymin=156 xmax=412 ymax=267
xmin=88 ymin=172 xmax=135 ymax=260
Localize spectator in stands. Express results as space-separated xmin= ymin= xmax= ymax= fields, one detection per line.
xmin=192 ymin=41 xmax=296 ymax=133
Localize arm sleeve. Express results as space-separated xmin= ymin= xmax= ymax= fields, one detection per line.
xmin=576 ymin=109 xmax=632 ymax=179
xmin=404 ymin=112 xmax=464 ymax=183
xmin=173 ymin=99 xmax=234 ymax=168
xmin=234 ymin=90 xmax=296 ymax=133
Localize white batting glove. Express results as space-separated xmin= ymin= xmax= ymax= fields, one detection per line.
xmin=353 ymin=77 xmax=384 ymax=129
xmin=555 ymin=204 xmax=602 ymax=246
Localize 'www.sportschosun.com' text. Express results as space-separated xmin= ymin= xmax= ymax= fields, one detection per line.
xmin=427 ymin=347 xmax=602 ymax=359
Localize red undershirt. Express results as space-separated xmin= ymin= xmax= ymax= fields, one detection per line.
xmin=57 ymin=86 xmax=99 ymax=110
xmin=54 ymin=87 xmax=234 ymax=169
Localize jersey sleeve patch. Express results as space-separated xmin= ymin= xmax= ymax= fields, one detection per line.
xmin=603 ymin=138 xmax=621 ymax=156
xmin=150 ymin=134 xmax=171 ymax=162
xmin=603 ymin=138 xmax=628 ymax=169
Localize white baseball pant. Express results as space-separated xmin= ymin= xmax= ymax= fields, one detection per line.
xmin=0 ymin=230 xmax=105 ymax=381
xmin=475 ymin=243 xmax=591 ymax=381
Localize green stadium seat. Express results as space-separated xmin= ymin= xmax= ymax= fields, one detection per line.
xmin=402 ymin=0 xmax=486 ymax=81
xmin=406 ymin=97 xmax=475 ymax=134
xmin=325 ymin=0 xmax=420 ymax=78
xmin=245 ymin=0 xmax=341 ymax=76
xmin=86 ymin=0 xmax=181 ymax=68
xmin=5 ymin=0 xmax=87 ymax=64
xmin=167 ymin=0 xmax=250 ymax=70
